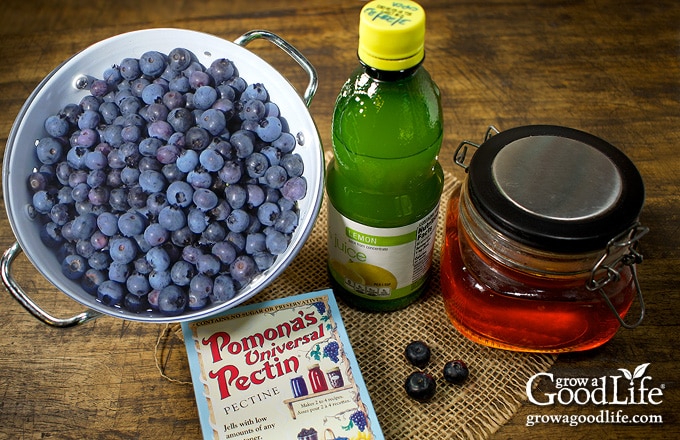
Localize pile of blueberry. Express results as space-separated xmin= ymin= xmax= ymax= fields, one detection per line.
xmin=404 ymin=341 xmax=469 ymax=402
xmin=27 ymin=47 xmax=308 ymax=317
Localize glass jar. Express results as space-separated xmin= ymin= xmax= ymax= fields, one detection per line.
xmin=290 ymin=375 xmax=309 ymax=398
xmin=442 ymin=125 xmax=648 ymax=353
xmin=307 ymin=364 xmax=329 ymax=393
xmin=327 ymin=367 xmax=344 ymax=389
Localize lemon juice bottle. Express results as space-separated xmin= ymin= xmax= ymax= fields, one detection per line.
xmin=326 ymin=0 xmax=444 ymax=311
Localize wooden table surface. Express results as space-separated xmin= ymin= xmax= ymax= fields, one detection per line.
xmin=0 ymin=0 xmax=678 ymax=439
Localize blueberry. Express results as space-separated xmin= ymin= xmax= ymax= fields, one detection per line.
xmin=208 ymin=58 xmax=235 ymax=83
xmin=242 ymin=83 xmax=268 ymax=101
xmin=257 ymin=202 xmax=280 ymax=226
xmin=265 ymin=230 xmax=288 ymax=255
xmin=256 ymin=116 xmax=282 ymax=142
xmin=196 ymin=254 xmax=220 ymax=276
xmin=88 ymin=252 xmax=111 ymax=271
xmin=186 ymin=169 xmax=212 ymax=189
xmin=405 ymin=341 xmax=431 ymax=368
xmin=124 ymin=293 xmax=150 ymax=313
xmin=443 ymin=360 xmax=469 ymax=385
xmin=146 ymin=246 xmax=171 ymax=271
xmin=281 ymin=153 xmax=304 ymax=177
xmin=245 ymin=152 xmax=268 ymax=178
xmin=199 ymin=147 xmax=225 ymax=172
xmin=187 ymin=208 xmax=208 ymax=234
xmin=212 ymin=241 xmax=236 ymax=265
xmin=170 ymin=260 xmax=196 ymax=286
xmin=263 ymin=165 xmax=288 ymax=189
xmin=32 ymin=190 xmax=56 ymax=214
xmin=166 ymin=181 xmax=194 ymax=207
xmin=201 ymin=222 xmax=226 ymax=244
xmin=275 ymin=209 xmax=298 ymax=234
xmin=157 ymin=285 xmax=188 ymax=316
xmin=139 ymin=51 xmax=167 ymax=77
xmin=62 ymin=254 xmax=87 ymax=280
xmin=225 ymin=184 xmax=247 ymax=209
xmin=109 ymin=237 xmax=137 ymax=264
xmin=36 ymin=137 xmax=64 ymax=165
xmin=273 ymin=132 xmax=296 ymax=153
xmin=44 ymin=114 xmax=69 ymax=137
xmin=108 ymin=262 xmax=131 ymax=283
xmin=149 ymin=270 xmax=172 ymax=290
xmin=78 ymin=110 xmax=101 ymax=130
xmin=97 ymin=212 xmax=119 ymax=236
xmin=40 ymin=222 xmax=63 ymax=247
xmin=211 ymin=275 xmax=236 ymax=302
xmin=71 ymin=213 xmax=98 ymax=240
xmin=405 ymin=371 xmax=436 ymax=402
xmin=193 ymin=85 xmax=218 ymax=110
xmin=97 ymin=280 xmax=124 ymax=306
xmin=245 ymin=232 xmax=266 ymax=255
xmin=230 ymin=130 xmax=254 ymax=158
xmin=119 ymin=57 xmax=141 ymax=80
xmin=281 ymin=176 xmax=307 ymax=201
xmin=253 ymin=251 xmax=275 ymax=271
xmin=176 ymin=149 xmax=199 ymax=173
xmin=226 ymin=209 xmax=250 ymax=233
xmin=158 ymin=205 xmax=187 ymax=231
xmin=193 ymin=188 xmax=218 ymax=211
xmin=126 ymin=273 xmax=151 ymax=296
xmin=185 ymin=126 xmax=211 ymax=151
xmin=168 ymin=47 xmax=194 ymax=72
xmin=167 ymin=107 xmax=194 ymax=133
xmin=118 ymin=210 xmax=147 ymax=237
xmin=141 ymin=82 xmax=167 ymax=105
xmin=241 ymin=99 xmax=266 ymax=121
xmin=139 ymin=169 xmax=167 ymax=193
xmin=218 ymin=161 xmax=242 ymax=184
xmin=81 ymin=269 xmax=105 ymax=295
xmin=246 ymin=184 xmax=266 ymax=209
xmin=230 ymin=255 xmax=256 ymax=285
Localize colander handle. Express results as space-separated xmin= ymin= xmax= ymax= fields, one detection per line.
xmin=1 ymin=242 xmax=101 ymax=328
xmin=235 ymin=30 xmax=318 ymax=107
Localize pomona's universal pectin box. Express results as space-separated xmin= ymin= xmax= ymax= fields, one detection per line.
xmin=181 ymin=289 xmax=383 ymax=440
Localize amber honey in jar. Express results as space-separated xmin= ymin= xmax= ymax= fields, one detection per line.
xmin=442 ymin=125 xmax=648 ymax=353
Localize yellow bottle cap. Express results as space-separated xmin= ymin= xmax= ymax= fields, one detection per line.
xmin=358 ymin=0 xmax=426 ymax=71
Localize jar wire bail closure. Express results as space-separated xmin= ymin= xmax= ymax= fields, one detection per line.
xmin=587 ymin=223 xmax=649 ymax=329
xmin=454 ymin=125 xmax=499 ymax=172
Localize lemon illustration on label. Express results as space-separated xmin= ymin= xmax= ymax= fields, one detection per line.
xmin=329 ymin=259 xmax=365 ymax=285
xmin=347 ymin=261 xmax=398 ymax=291
xmin=330 ymin=260 xmax=398 ymax=297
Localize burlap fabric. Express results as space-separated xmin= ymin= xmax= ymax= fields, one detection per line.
xmin=167 ymin=175 xmax=556 ymax=439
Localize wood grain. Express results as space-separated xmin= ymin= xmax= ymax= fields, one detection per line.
xmin=0 ymin=0 xmax=678 ymax=438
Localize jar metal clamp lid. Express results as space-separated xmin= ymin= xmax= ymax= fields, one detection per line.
xmin=454 ymin=125 xmax=649 ymax=328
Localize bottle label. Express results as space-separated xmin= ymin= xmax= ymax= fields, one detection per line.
xmin=327 ymin=203 xmax=439 ymax=301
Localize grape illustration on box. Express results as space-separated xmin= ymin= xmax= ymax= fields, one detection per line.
xmin=182 ymin=289 xmax=384 ymax=440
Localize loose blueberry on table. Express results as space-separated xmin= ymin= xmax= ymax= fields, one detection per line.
xmin=404 ymin=371 xmax=437 ymax=402
xmin=443 ymin=360 xmax=469 ymax=385
xmin=404 ymin=340 xmax=431 ymax=368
